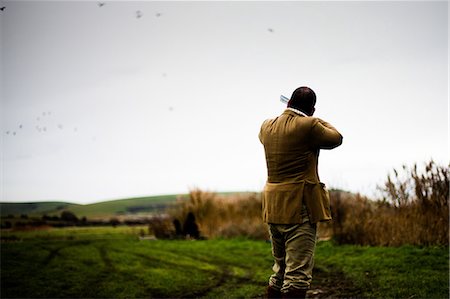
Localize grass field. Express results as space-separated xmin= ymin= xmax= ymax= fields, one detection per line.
xmin=1 ymin=227 xmax=448 ymax=298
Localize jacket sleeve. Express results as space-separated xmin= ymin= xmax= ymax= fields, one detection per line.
xmin=258 ymin=124 xmax=263 ymax=144
xmin=259 ymin=120 xmax=268 ymax=144
xmin=311 ymin=118 xmax=343 ymax=149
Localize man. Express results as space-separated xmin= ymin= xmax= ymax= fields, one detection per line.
xmin=259 ymin=86 xmax=343 ymax=299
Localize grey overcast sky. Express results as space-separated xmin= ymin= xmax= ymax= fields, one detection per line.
xmin=1 ymin=1 xmax=448 ymax=204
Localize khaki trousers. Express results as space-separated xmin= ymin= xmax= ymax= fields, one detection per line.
xmin=268 ymin=207 xmax=317 ymax=292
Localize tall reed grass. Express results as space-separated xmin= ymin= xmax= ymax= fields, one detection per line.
xmin=167 ymin=160 xmax=448 ymax=246
xmin=331 ymin=160 xmax=449 ymax=246
xmin=168 ymin=190 xmax=269 ymax=240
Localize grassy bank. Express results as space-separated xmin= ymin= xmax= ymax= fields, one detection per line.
xmin=1 ymin=226 xmax=448 ymax=298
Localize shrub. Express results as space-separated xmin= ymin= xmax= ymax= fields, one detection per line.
xmin=169 ymin=190 xmax=269 ymax=240
xmin=381 ymin=160 xmax=449 ymax=209
xmin=331 ymin=160 xmax=449 ymax=246
xmin=60 ymin=211 xmax=78 ymax=222
xmin=148 ymin=215 xmax=176 ymax=239
xmin=109 ymin=218 xmax=121 ymax=227
xmin=378 ymin=160 xmax=449 ymax=246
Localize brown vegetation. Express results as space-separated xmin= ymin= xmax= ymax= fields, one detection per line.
xmin=168 ymin=190 xmax=269 ymax=240
xmin=330 ymin=160 xmax=449 ymax=246
xmin=170 ymin=160 xmax=448 ymax=246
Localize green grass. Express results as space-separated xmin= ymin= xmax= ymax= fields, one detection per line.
xmin=1 ymin=227 xmax=448 ymax=298
xmin=315 ymin=241 xmax=449 ymax=299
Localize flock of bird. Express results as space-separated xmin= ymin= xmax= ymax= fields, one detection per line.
xmin=2 ymin=1 xmax=276 ymax=137
xmin=97 ymin=2 xmax=162 ymax=19
xmin=4 ymin=110 xmax=79 ymax=138
xmin=2 ymin=2 xmax=161 ymax=138
xmin=0 ymin=2 xmax=162 ymax=18
xmin=0 ymin=2 xmax=274 ymax=32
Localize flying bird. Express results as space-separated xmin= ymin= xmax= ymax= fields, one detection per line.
xmin=136 ymin=10 xmax=143 ymax=18
xmin=98 ymin=2 xmax=105 ymax=7
xmin=0 ymin=7 xmax=6 ymax=11
xmin=268 ymin=28 xmax=274 ymax=33
xmin=156 ymin=12 xmax=162 ymax=17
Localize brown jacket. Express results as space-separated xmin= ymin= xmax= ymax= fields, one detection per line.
xmin=259 ymin=109 xmax=343 ymax=224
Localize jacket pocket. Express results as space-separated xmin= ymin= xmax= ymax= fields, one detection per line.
xmin=303 ymin=182 xmax=332 ymax=223
xmin=263 ymin=182 xmax=305 ymax=224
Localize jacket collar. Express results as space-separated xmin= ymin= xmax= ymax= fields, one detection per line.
xmin=285 ymin=107 xmax=308 ymax=117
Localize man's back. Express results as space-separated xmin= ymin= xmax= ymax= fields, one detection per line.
xmin=259 ymin=109 xmax=342 ymax=185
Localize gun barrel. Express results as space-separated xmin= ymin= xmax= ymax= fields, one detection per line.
xmin=280 ymin=95 xmax=289 ymax=104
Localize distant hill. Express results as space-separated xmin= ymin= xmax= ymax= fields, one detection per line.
xmin=0 ymin=202 xmax=79 ymax=218
xmin=0 ymin=194 xmax=182 ymax=219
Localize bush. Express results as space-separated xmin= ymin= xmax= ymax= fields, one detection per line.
xmin=60 ymin=211 xmax=78 ymax=222
xmin=331 ymin=160 xmax=449 ymax=246
xmin=169 ymin=190 xmax=269 ymax=240
xmin=381 ymin=160 xmax=449 ymax=209
xmin=1 ymin=221 xmax=12 ymax=229
xmin=109 ymin=218 xmax=121 ymax=227
xmin=378 ymin=160 xmax=449 ymax=246
xmin=148 ymin=215 xmax=176 ymax=239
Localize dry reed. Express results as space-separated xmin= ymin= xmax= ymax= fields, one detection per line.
xmin=331 ymin=160 xmax=449 ymax=246
xmin=167 ymin=160 xmax=448 ymax=246
xmin=168 ymin=190 xmax=269 ymax=240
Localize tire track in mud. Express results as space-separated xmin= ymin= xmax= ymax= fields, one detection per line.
xmin=171 ymin=251 xmax=263 ymax=298
xmin=178 ymin=265 xmax=263 ymax=299
xmin=110 ymin=247 xmax=258 ymax=298
xmin=97 ymin=245 xmax=115 ymax=270
xmin=109 ymin=248 xmax=226 ymax=298
xmin=179 ymin=266 xmax=233 ymax=299
xmin=40 ymin=240 xmax=92 ymax=266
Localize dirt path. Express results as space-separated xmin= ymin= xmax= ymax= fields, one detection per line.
xmin=307 ymin=267 xmax=362 ymax=298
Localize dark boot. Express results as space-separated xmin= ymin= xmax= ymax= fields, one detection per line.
xmin=282 ymin=288 xmax=307 ymax=299
xmin=267 ymin=285 xmax=282 ymax=299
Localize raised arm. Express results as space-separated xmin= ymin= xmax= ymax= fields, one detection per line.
xmin=311 ymin=118 xmax=343 ymax=149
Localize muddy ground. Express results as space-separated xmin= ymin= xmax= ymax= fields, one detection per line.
xmin=307 ymin=267 xmax=362 ymax=298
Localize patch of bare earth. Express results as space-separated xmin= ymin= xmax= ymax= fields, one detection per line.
xmin=308 ymin=267 xmax=362 ymax=298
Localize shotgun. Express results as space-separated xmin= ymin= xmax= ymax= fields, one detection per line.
xmin=280 ymin=95 xmax=289 ymax=104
